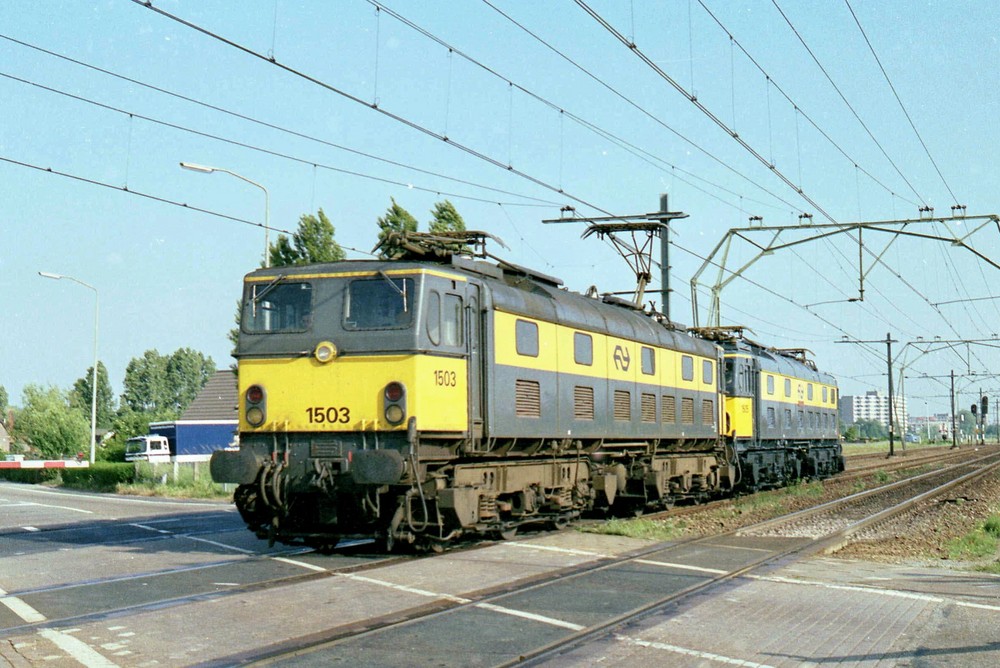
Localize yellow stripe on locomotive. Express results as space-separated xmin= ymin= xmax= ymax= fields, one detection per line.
xmin=239 ymin=354 xmax=468 ymax=432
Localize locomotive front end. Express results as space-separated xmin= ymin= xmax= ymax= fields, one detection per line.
xmin=210 ymin=262 xmax=469 ymax=548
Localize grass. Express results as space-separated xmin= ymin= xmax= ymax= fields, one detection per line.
xmin=947 ymin=514 xmax=1000 ymax=562
xmin=583 ymin=517 xmax=687 ymax=541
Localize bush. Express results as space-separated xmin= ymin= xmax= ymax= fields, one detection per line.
xmin=0 ymin=468 xmax=62 ymax=484
xmin=60 ymin=462 xmax=135 ymax=491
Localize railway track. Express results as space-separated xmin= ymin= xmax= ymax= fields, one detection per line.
xmin=207 ymin=449 xmax=1000 ymax=666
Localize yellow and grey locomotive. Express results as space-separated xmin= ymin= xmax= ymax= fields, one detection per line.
xmin=210 ymin=232 xmax=842 ymax=549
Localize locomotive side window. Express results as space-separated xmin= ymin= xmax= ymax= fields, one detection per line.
xmin=822 ymin=386 xmax=828 ymax=402
xmin=702 ymin=360 xmax=713 ymax=385
xmin=574 ymin=332 xmax=593 ymax=365
xmin=784 ymin=379 xmax=791 ymax=397
xmin=426 ymin=291 xmax=441 ymax=344
xmin=244 ymin=281 xmax=313 ymax=333
xmin=641 ymin=347 xmax=655 ymax=375
xmin=681 ymin=355 xmax=694 ymax=382
xmin=442 ymin=294 xmax=463 ymax=345
xmin=767 ymin=375 xmax=775 ymax=395
xmin=807 ymin=384 xmax=814 ymax=400
xmin=515 ymin=319 xmax=539 ymax=357
xmin=344 ymin=277 xmax=414 ymax=330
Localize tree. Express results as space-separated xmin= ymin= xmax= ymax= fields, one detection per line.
xmin=120 ymin=350 xmax=169 ymax=414
xmin=69 ymin=361 xmax=115 ymax=429
xmin=165 ymin=348 xmax=216 ymax=413
xmin=119 ymin=348 xmax=215 ymax=417
xmin=428 ymin=199 xmax=466 ymax=234
xmin=267 ymin=208 xmax=345 ymax=267
xmin=13 ymin=385 xmax=89 ymax=459
xmin=0 ymin=384 xmax=7 ymax=424
xmin=376 ymin=197 xmax=418 ymax=246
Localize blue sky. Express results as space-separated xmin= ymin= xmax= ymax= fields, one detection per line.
xmin=3 ymin=1 xmax=999 ymax=416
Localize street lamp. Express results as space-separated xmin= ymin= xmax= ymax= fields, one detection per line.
xmin=179 ymin=162 xmax=271 ymax=268
xmin=39 ymin=272 xmax=98 ymax=464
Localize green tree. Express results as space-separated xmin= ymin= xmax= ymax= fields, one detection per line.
xmin=119 ymin=348 xmax=215 ymax=416
xmin=428 ymin=199 xmax=466 ymax=234
xmin=267 ymin=208 xmax=345 ymax=267
xmin=165 ymin=348 xmax=216 ymax=413
xmin=120 ymin=350 xmax=169 ymax=414
xmin=13 ymin=385 xmax=89 ymax=459
xmin=376 ymin=197 xmax=418 ymax=246
xmin=69 ymin=361 xmax=115 ymax=429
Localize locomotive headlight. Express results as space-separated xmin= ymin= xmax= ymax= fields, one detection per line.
xmin=314 ymin=341 xmax=337 ymax=363
xmin=245 ymin=384 xmax=266 ymax=427
xmin=384 ymin=381 xmax=406 ymax=425
xmin=246 ymin=406 xmax=265 ymax=426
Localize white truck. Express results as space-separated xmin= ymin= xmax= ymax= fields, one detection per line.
xmin=124 ymin=435 xmax=172 ymax=462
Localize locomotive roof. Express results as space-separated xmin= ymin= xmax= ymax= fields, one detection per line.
xmin=724 ymin=337 xmax=836 ymax=385
xmin=245 ymin=258 xmax=718 ymax=358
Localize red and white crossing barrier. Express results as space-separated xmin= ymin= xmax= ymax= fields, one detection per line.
xmin=0 ymin=459 xmax=90 ymax=469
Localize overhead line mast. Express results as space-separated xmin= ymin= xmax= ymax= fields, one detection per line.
xmin=543 ymin=194 xmax=687 ymax=321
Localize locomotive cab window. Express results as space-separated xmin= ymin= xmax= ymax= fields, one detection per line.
xmin=767 ymin=375 xmax=775 ymax=395
xmin=681 ymin=355 xmax=694 ymax=382
xmin=574 ymin=332 xmax=593 ymax=365
xmin=515 ymin=319 xmax=539 ymax=357
xmin=244 ymin=281 xmax=313 ymax=333
xmin=442 ymin=294 xmax=463 ymax=346
xmin=641 ymin=347 xmax=655 ymax=375
xmin=344 ymin=277 xmax=414 ymax=330
xmin=426 ymin=291 xmax=441 ymax=344
xmin=702 ymin=360 xmax=714 ymax=385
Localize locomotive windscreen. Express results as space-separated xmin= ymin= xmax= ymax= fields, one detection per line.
xmin=344 ymin=277 xmax=414 ymax=330
xmin=244 ymin=281 xmax=313 ymax=333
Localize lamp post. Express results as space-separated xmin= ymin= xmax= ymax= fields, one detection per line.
xmin=39 ymin=272 xmax=98 ymax=464
xmin=179 ymin=162 xmax=271 ymax=267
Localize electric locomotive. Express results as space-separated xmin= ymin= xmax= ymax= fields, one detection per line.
xmin=714 ymin=331 xmax=844 ymax=489
xmin=210 ymin=232 xmax=735 ymax=549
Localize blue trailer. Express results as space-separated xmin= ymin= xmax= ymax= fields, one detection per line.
xmin=148 ymin=420 xmax=237 ymax=462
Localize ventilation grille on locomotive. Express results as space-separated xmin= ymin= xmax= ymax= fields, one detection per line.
xmin=574 ymin=386 xmax=594 ymax=420
xmin=681 ymin=397 xmax=695 ymax=425
xmin=702 ymin=399 xmax=714 ymax=426
xmin=662 ymin=395 xmax=676 ymax=423
xmin=614 ymin=390 xmax=631 ymax=421
xmin=515 ymin=379 xmax=541 ymax=418
xmin=641 ymin=393 xmax=656 ymax=423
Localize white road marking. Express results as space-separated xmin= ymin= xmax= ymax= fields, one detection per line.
xmin=0 ymin=484 xmax=225 ymax=507
xmin=129 ymin=523 xmax=172 ymax=534
xmin=634 ymin=559 xmax=728 ymax=574
xmin=271 ymin=556 xmax=328 ymax=572
xmin=38 ymin=628 xmax=119 ymax=668
xmin=22 ymin=526 xmax=40 ymax=532
xmin=749 ymin=575 xmax=1000 ymax=612
xmin=0 ymin=594 xmax=46 ymax=623
xmin=182 ymin=535 xmax=255 ymax=554
xmin=475 ymin=602 xmax=584 ymax=630
xmin=8 ymin=501 xmax=94 ymax=514
xmin=505 ymin=542 xmax=610 ymax=557
xmin=616 ymin=634 xmax=776 ymax=667
xmin=337 ymin=572 xmax=470 ymax=603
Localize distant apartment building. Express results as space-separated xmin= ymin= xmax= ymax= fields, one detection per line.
xmin=839 ymin=390 xmax=908 ymax=432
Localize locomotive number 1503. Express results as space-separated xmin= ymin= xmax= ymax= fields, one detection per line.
xmin=433 ymin=370 xmax=457 ymax=387
xmin=306 ymin=406 xmax=351 ymax=424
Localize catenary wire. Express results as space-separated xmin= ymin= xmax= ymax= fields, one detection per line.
xmin=0 ymin=33 xmax=560 ymax=209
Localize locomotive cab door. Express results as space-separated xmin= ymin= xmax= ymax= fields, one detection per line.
xmin=466 ymin=283 xmax=485 ymax=440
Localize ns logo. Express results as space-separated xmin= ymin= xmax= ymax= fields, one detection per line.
xmin=613 ymin=345 xmax=631 ymax=371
